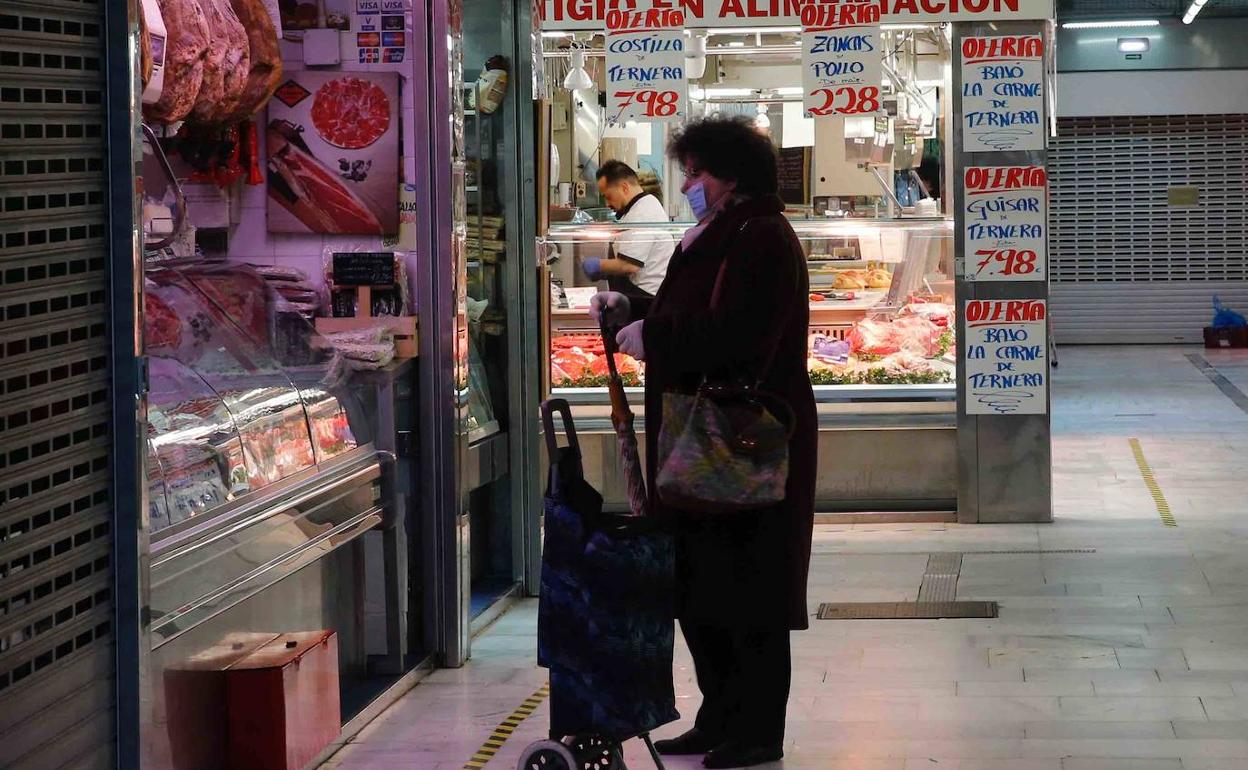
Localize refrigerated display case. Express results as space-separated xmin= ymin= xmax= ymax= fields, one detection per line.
xmin=140 ymin=259 xmax=421 ymax=764
xmin=545 ymin=217 xmax=958 ymax=511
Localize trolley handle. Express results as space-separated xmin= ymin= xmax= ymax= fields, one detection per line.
xmin=540 ymin=398 xmax=581 ymax=461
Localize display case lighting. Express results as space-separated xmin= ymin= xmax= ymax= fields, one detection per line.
xmin=1183 ymin=0 xmax=1207 ymax=24
xmin=1117 ymin=37 xmax=1150 ymax=52
xmin=1060 ymin=18 xmax=1160 ymax=28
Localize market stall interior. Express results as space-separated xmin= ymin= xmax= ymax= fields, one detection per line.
xmin=133 ymin=0 xmax=425 ymax=762
xmin=540 ymin=24 xmax=960 ymax=512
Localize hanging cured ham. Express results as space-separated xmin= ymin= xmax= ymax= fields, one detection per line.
xmin=189 ymin=0 xmax=250 ymax=124
xmin=143 ymin=0 xmax=209 ymax=124
xmin=227 ymin=0 xmax=283 ymax=119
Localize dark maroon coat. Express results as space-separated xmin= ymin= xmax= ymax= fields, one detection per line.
xmin=639 ymin=194 xmax=817 ymax=631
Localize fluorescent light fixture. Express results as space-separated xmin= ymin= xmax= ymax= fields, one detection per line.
xmin=562 ymin=49 xmax=593 ymax=91
xmin=541 ymin=31 xmax=571 ymax=38
xmin=1061 ymin=18 xmax=1160 ymax=28
xmin=775 ymin=87 xmax=804 ymax=96
xmin=702 ymin=87 xmax=754 ymax=97
xmin=1183 ymin=0 xmax=1207 ymax=24
xmin=1117 ymin=36 xmax=1150 ymax=52
xmin=881 ymin=23 xmax=935 ymax=30
xmin=706 ymin=26 xmax=800 ymax=35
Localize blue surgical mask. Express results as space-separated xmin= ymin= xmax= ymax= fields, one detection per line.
xmin=686 ymin=181 xmax=711 ymax=221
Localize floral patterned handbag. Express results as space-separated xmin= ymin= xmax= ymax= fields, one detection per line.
xmin=654 ymin=241 xmax=796 ymax=514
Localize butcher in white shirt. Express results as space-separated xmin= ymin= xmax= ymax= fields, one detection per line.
xmin=584 ymin=160 xmax=675 ymax=308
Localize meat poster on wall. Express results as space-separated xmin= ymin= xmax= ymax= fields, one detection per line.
xmin=800 ymin=0 xmax=881 ymax=118
xmin=605 ymin=8 xmax=687 ymax=124
xmin=266 ymin=71 xmax=399 ymax=235
xmin=964 ymin=299 xmax=1047 ymax=415
xmin=963 ymin=165 xmax=1047 ymax=282
xmin=959 ymin=35 xmax=1044 ymax=153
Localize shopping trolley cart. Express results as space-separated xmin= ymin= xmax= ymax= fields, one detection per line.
xmin=516 ymin=397 xmax=677 ymax=770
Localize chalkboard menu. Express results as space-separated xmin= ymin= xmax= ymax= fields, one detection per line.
xmin=332 ymin=252 xmax=396 ymax=286
xmin=777 ymin=146 xmax=811 ymax=207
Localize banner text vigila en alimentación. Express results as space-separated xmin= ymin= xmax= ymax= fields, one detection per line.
xmin=541 ymin=0 xmax=1054 ymax=30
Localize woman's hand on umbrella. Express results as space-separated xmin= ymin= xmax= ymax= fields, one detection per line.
xmin=589 ymin=291 xmax=631 ymax=327
xmin=616 ymin=320 xmax=645 ymax=361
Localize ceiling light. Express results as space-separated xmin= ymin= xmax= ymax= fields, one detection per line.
xmin=562 ymin=49 xmax=593 ymax=91
xmin=706 ymin=26 xmax=800 ymax=35
xmin=754 ymin=103 xmax=771 ymax=129
xmin=1117 ymin=37 xmax=1150 ymax=52
xmin=881 ymin=23 xmax=935 ymax=30
xmin=1183 ymin=0 xmax=1207 ymax=23
xmin=1061 ymin=19 xmax=1160 ymax=28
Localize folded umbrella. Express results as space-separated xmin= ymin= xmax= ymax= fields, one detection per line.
xmin=600 ymin=319 xmax=649 ymax=518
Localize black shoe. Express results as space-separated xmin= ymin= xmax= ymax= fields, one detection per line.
xmin=653 ymin=727 xmax=723 ymax=755
xmin=702 ymin=741 xmax=784 ymax=769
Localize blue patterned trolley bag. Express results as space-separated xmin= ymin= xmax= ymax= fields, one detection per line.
xmin=519 ymin=399 xmax=677 ymax=770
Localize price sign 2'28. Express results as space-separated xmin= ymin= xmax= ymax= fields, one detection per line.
xmin=807 ymin=85 xmax=880 ymax=116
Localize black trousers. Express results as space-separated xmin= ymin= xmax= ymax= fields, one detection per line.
xmin=681 ymin=622 xmax=792 ymax=746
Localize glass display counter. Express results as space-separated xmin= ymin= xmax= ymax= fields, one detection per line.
xmin=544 ymin=216 xmax=958 ymax=512
xmin=140 ymin=260 xmax=420 ymax=759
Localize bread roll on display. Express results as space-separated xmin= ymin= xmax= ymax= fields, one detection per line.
xmin=143 ymin=0 xmax=210 ymax=124
xmin=189 ymin=0 xmax=250 ymax=124
xmin=866 ymin=269 xmax=892 ymax=289
xmin=227 ymin=0 xmax=282 ymax=119
xmin=833 ymin=270 xmax=867 ymax=290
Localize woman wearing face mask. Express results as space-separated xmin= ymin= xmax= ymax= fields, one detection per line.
xmin=591 ymin=115 xmax=817 ymax=768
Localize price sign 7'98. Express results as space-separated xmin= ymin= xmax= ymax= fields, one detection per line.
xmin=613 ymin=89 xmax=680 ymax=118
xmin=975 ymin=248 xmax=1039 ymax=278
xmin=807 ymin=85 xmax=880 ymax=117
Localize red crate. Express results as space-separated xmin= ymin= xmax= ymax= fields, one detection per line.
xmin=1204 ymin=326 xmax=1248 ymax=349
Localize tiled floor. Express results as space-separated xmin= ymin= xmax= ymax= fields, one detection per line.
xmin=323 ymin=346 xmax=1248 ymax=770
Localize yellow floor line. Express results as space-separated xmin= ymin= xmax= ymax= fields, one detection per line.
xmin=1129 ymin=438 xmax=1177 ymax=527
xmin=461 ymin=682 xmax=550 ymax=769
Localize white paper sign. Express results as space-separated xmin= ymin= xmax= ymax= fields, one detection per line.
xmin=960 ymin=35 xmax=1044 ymax=153
xmin=605 ymin=8 xmax=687 ymax=125
xmin=800 ymin=1 xmax=881 ymax=118
xmin=964 ymin=165 xmax=1047 ymax=282
xmin=964 ymin=299 xmax=1048 ymax=415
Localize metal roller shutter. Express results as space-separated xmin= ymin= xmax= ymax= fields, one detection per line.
xmin=0 ymin=1 xmax=116 ymax=767
xmin=1049 ymin=114 xmax=1248 ymax=343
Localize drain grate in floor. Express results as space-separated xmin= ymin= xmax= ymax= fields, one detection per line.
xmin=817 ymin=550 xmax=1005 ymax=620
xmin=817 ymin=601 xmax=999 ymax=620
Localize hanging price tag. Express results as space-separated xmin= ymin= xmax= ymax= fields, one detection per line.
xmin=801 ymin=0 xmax=881 ymax=117
xmin=964 ymin=299 xmax=1048 ymax=415
xmin=963 ymin=165 xmax=1047 ymax=282
xmin=960 ymin=35 xmax=1045 ymax=152
xmin=605 ymin=8 xmax=687 ymax=124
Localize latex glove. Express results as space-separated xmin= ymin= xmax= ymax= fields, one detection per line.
xmin=616 ymin=320 xmax=645 ymax=361
xmin=583 ymin=257 xmax=604 ymax=281
xmin=589 ymin=291 xmax=631 ymax=327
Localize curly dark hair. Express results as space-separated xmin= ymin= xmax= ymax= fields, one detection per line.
xmin=667 ymin=114 xmax=778 ymax=198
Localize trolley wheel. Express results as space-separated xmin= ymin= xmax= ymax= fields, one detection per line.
xmin=518 ymin=740 xmax=579 ymax=770
xmin=563 ymin=734 xmax=625 ymax=770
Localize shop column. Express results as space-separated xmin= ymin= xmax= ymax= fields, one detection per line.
xmin=953 ymin=22 xmax=1054 ymax=524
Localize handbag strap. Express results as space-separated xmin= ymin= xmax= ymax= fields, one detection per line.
xmin=707 ymin=219 xmax=799 ymax=389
